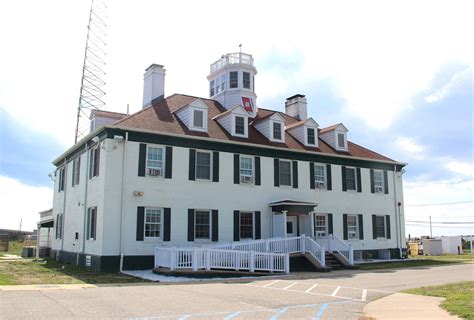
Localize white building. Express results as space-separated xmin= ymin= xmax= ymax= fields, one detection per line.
xmin=43 ymin=52 xmax=407 ymax=272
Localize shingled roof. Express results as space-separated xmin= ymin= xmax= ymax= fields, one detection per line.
xmin=113 ymin=94 xmax=394 ymax=162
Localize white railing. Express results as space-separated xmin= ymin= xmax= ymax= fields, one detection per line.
xmin=314 ymin=235 xmax=354 ymax=265
xmin=210 ymin=52 xmax=254 ymax=73
xmin=155 ymin=247 xmax=289 ymax=273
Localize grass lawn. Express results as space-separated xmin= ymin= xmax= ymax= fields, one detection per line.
xmin=0 ymin=241 xmax=23 ymax=257
xmin=359 ymin=253 xmax=473 ymax=270
xmin=0 ymin=259 xmax=147 ymax=286
xmin=404 ymin=281 xmax=474 ymax=319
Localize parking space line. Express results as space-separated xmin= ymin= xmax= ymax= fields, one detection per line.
xmin=330 ymin=286 xmax=341 ymax=297
xmin=305 ymin=284 xmax=318 ymax=293
xmin=361 ymin=289 xmax=368 ymax=301
xmin=263 ymin=280 xmax=280 ymax=287
xmin=177 ymin=315 xmax=190 ymax=320
xmin=282 ymin=282 xmax=298 ymax=290
xmin=313 ymin=303 xmax=329 ymax=320
xmin=223 ymin=311 xmax=241 ymax=320
xmin=270 ymin=307 xmax=289 ymax=320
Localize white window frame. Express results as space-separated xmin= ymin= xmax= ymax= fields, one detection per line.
xmin=314 ymin=163 xmax=326 ymax=189
xmin=58 ymin=167 xmax=65 ymax=192
xmin=271 ymin=121 xmax=284 ymax=142
xmin=306 ymin=127 xmax=317 ymax=146
xmin=195 ymin=150 xmax=212 ymax=181
xmin=56 ymin=213 xmax=63 ymax=239
xmin=375 ymin=215 xmax=387 ymax=239
xmin=191 ymin=109 xmax=205 ymax=130
xmin=87 ymin=206 xmax=97 ymax=241
xmin=233 ymin=115 xmax=247 ymax=137
xmin=314 ymin=214 xmax=327 ymax=238
xmin=336 ymin=131 xmax=348 ymax=150
xmin=229 ymin=71 xmax=239 ymax=89
xmin=144 ymin=207 xmax=163 ymax=240
xmin=347 ymin=214 xmax=359 ymax=240
xmin=345 ymin=167 xmax=357 ymax=191
xmin=279 ymin=160 xmax=292 ymax=187
xmin=239 ymin=211 xmax=255 ymax=240
xmin=146 ymin=145 xmax=165 ymax=178
xmin=72 ymin=157 xmax=80 ymax=187
xmin=373 ymin=170 xmax=384 ymax=193
xmin=243 ymin=72 xmax=251 ymax=89
xmin=239 ymin=156 xmax=254 ymax=184
xmin=89 ymin=146 xmax=100 ymax=179
xmin=209 ymin=80 xmax=215 ymax=96
xmin=194 ymin=209 xmax=211 ymax=241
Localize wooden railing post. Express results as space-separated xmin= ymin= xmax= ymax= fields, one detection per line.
xmin=349 ymin=244 xmax=354 ymax=265
xmin=328 ymin=236 xmax=332 ymax=253
xmin=301 ymin=234 xmax=306 ymax=253
xmin=192 ymin=248 xmax=198 ymax=271
xmin=205 ymin=248 xmax=211 ymax=271
xmin=265 ymin=239 xmax=270 ymax=252
xmin=321 ymin=246 xmax=325 ymax=267
xmin=284 ymin=253 xmax=290 ymax=274
xmin=249 ymin=251 xmax=255 ymax=272
xmin=170 ymin=247 xmax=176 ymax=271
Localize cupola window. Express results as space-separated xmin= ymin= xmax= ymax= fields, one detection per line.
xmin=243 ymin=72 xmax=250 ymax=89
xmin=229 ymin=71 xmax=238 ymax=88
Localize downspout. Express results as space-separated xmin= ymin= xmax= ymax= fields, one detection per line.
xmin=393 ymin=165 xmax=402 ymax=258
xmin=119 ymin=132 xmax=128 ymax=272
xmin=60 ymin=158 xmax=68 ymax=256
xmin=79 ymin=143 xmax=91 ymax=265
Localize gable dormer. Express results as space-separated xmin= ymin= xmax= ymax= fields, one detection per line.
xmin=174 ymin=99 xmax=208 ymax=132
xmin=286 ymin=117 xmax=319 ymax=147
xmin=319 ymin=123 xmax=348 ymax=151
xmin=213 ymin=105 xmax=251 ymax=138
xmin=253 ymin=112 xmax=286 ymax=143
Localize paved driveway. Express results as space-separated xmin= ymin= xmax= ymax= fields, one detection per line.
xmin=1 ymin=263 xmax=472 ymax=319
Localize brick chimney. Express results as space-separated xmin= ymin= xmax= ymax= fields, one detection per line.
xmin=142 ymin=64 xmax=166 ymax=108
xmin=285 ymin=94 xmax=307 ymax=121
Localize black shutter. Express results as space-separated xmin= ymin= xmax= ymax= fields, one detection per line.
xmin=233 ymin=154 xmax=240 ymax=184
xmin=165 ymin=146 xmax=173 ymax=179
xmin=343 ymin=214 xmax=348 ymax=240
xmin=341 ymin=166 xmax=347 ymax=191
xmin=328 ymin=213 xmax=333 ymax=235
xmin=212 ymin=210 xmax=218 ymax=242
xmin=233 ymin=211 xmax=240 ymax=241
xmin=92 ymin=208 xmax=97 ymax=240
xmin=326 ymin=164 xmax=332 ymax=190
xmin=384 ymin=171 xmax=389 ymax=194
xmin=163 ymin=208 xmax=171 ymax=241
xmin=212 ymin=151 xmax=219 ymax=182
xmin=89 ymin=151 xmax=93 ymax=179
xmin=86 ymin=211 xmax=90 ymax=240
xmin=188 ymin=149 xmax=196 ymax=181
xmin=356 ymin=168 xmax=362 ymax=193
xmin=386 ymin=215 xmax=391 ymax=239
xmin=136 ymin=207 xmax=145 ymax=241
xmin=309 ymin=162 xmax=315 ymax=189
xmin=138 ymin=143 xmax=146 ymax=177
xmin=372 ymin=215 xmax=377 ymax=239
xmin=255 ymin=157 xmax=261 ymax=185
xmin=94 ymin=147 xmax=100 ymax=177
xmin=274 ymin=159 xmax=280 ymax=187
xmin=370 ymin=169 xmax=375 ymax=193
xmin=292 ymin=161 xmax=298 ymax=188
xmin=358 ymin=214 xmax=364 ymax=240
xmin=187 ymin=209 xmax=195 ymax=241
xmin=255 ymin=211 xmax=261 ymax=239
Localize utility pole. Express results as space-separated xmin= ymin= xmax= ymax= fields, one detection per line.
xmin=429 ymin=216 xmax=432 ymax=238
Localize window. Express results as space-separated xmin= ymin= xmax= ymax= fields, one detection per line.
xmin=240 ymin=212 xmax=254 ymax=239
xmin=345 ymin=167 xmax=356 ymax=191
xmin=219 ymin=74 xmax=226 ymax=91
xmin=235 ymin=116 xmax=245 ymax=135
xmin=243 ymin=72 xmax=250 ymax=89
xmin=273 ymin=122 xmax=282 ymax=141
xmin=307 ymin=128 xmax=316 ymax=145
xmin=240 ymin=156 xmax=253 ymax=184
xmin=193 ymin=109 xmax=204 ymax=129
xmin=373 ymin=171 xmax=384 ymax=193
xmin=89 ymin=146 xmax=100 ymax=179
xmin=196 ymin=151 xmax=211 ymax=180
xmin=195 ymin=210 xmax=210 ymax=239
xmin=229 ymin=71 xmax=238 ymax=88
xmin=209 ymin=80 xmax=215 ymax=96
xmin=145 ymin=208 xmax=162 ymax=238
xmin=58 ymin=167 xmax=65 ymax=192
xmin=279 ymin=160 xmax=292 ymax=186
xmin=314 ymin=164 xmax=326 ymax=189
xmin=146 ymin=146 xmax=164 ymax=177
xmin=72 ymin=158 xmax=80 ymax=187
xmin=87 ymin=207 xmax=97 ymax=240
xmin=55 ymin=213 xmax=63 ymax=239
xmin=347 ymin=215 xmax=358 ymax=240
xmin=314 ymin=215 xmax=327 ymax=237
xmin=375 ymin=216 xmax=386 ymax=238
xmin=337 ymin=133 xmax=345 ymax=148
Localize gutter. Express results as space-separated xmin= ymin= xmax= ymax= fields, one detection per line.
xmin=79 ymin=143 xmax=91 ymax=265
xmin=119 ymin=132 xmax=128 ymax=272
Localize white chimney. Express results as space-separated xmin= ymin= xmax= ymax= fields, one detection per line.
xmin=142 ymin=64 xmax=166 ymax=108
xmin=285 ymin=94 xmax=307 ymax=121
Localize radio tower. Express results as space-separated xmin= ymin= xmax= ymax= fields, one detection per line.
xmin=75 ymin=0 xmax=107 ymax=143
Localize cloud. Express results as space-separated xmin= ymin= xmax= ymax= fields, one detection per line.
xmin=395 ymin=137 xmax=425 ymax=160
xmin=445 ymin=160 xmax=474 ymax=177
xmin=0 ymin=176 xmax=53 ymax=231
xmin=425 ymin=67 xmax=473 ymax=103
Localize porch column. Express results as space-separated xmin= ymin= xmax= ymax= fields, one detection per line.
xmin=282 ymin=210 xmax=288 ymax=238
xmin=310 ymin=212 xmax=315 ymax=237
xmin=36 ymin=224 xmax=41 ymax=259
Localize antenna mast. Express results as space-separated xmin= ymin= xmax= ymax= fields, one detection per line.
xmin=75 ymin=0 xmax=107 ymax=143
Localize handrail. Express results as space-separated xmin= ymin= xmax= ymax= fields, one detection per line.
xmin=314 ymin=235 xmax=354 ymax=265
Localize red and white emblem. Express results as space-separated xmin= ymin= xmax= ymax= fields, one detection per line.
xmin=241 ymin=97 xmax=254 ymax=112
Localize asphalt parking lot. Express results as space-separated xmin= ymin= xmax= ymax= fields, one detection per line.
xmin=1 ymin=263 xmax=472 ymax=319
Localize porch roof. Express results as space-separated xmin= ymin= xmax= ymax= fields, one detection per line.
xmin=269 ymin=200 xmax=318 ymax=215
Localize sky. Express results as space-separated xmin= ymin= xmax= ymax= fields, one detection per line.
xmin=0 ymin=0 xmax=473 ymax=237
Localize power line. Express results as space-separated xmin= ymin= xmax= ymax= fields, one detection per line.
xmin=406 ymin=220 xmax=474 ymax=224
xmin=405 ymin=224 xmax=474 ymax=229
xmin=405 ymin=200 xmax=474 ymax=207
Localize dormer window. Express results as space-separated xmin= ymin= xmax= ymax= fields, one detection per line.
xmin=193 ymin=109 xmax=204 ymax=128
xmin=337 ymin=133 xmax=345 ymax=148
xmin=307 ymin=128 xmax=316 ymax=145
xmin=230 ymin=71 xmax=238 ymax=88
xmin=235 ymin=116 xmax=246 ymax=136
xmin=272 ymin=122 xmax=282 ymax=141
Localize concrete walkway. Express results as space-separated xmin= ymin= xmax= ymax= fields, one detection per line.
xmin=0 ymin=284 xmax=96 ymax=291
xmin=363 ymin=292 xmax=459 ymax=319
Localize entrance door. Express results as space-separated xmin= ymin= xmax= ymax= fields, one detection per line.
xmin=286 ymin=216 xmax=297 ymax=237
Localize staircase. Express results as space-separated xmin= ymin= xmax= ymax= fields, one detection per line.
xmin=324 ymin=252 xmax=345 ymax=270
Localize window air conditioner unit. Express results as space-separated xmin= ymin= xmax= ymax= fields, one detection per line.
xmin=375 ymin=186 xmax=383 ymax=193
xmin=315 ymin=182 xmax=326 ymax=189
xmin=241 ymin=175 xmax=253 ymax=184
xmin=148 ymin=168 xmax=162 ymax=177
